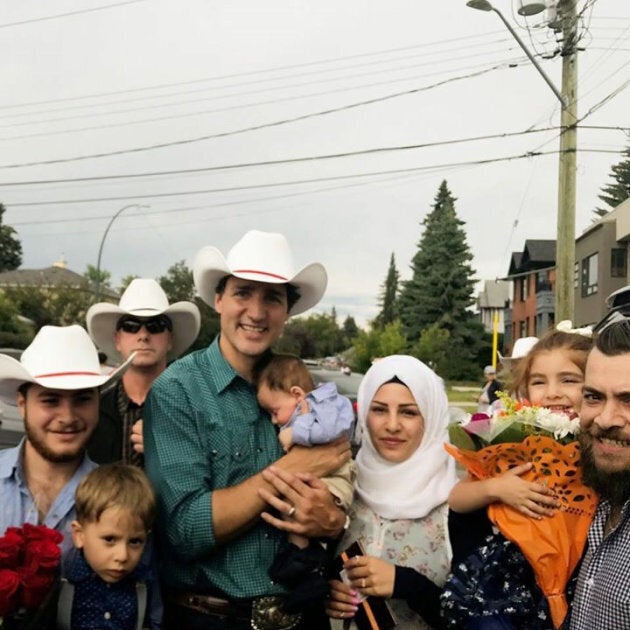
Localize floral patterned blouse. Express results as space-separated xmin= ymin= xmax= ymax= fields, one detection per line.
xmin=337 ymin=497 xmax=452 ymax=629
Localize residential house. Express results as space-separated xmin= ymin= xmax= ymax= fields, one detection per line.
xmin=477 ymin=279 xmax=510 ymax=334
xmin=505 ymin=240 xmax=556 ymax=351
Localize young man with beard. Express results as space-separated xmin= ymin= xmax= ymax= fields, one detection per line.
xmin=0 ymin=325 xmax=130 ymax=558
xmin=86 ymin=278 xmax=200 ymax=465
xmin=570 ymin=319 xmax=630 ymax=628
xmin=144 ymin=230 xmax=351 ymax=630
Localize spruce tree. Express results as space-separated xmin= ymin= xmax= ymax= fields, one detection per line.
xmin=594 ymin=145 xmax=630 ymax=218
xmin=0 ymin=204 xmax=22 ymax=272
xmin=398 ymin=180 xmax=481 ymax=378
xmin=374 ymin=252 xmax=399 ymax=329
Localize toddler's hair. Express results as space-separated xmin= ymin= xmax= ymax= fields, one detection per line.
xmin=256 ymin=354 xmax=315 ymax=393
xmin=75 ymin=463 xmax=156 ymax=531
xmin=512 ymin=329 xmax=593 ymax=398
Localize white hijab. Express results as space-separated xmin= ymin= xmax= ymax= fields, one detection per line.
xmin=355 ymin=355 xmax=457 ymax=520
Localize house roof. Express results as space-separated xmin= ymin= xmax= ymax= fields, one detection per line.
xmin=478 ymin=280 xmax=510 ymax=308
xmin=0 ymin=266 xmax=118 ymax=299
xmin=507 ymin=240 xmax=556 ymax=277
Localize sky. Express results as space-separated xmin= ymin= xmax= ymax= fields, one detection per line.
xmin=1 ymin=0 xmax=628 ymax=326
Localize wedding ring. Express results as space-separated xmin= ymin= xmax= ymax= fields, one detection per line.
xmin=287 ymin=506 xmax=296 ymax=518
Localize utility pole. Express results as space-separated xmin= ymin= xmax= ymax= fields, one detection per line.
xmin=555 ymin=0 xmax=578 ymax=322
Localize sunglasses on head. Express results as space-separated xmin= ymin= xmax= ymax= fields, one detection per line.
xmin=116 ymin=316 xmax=173 ymax=335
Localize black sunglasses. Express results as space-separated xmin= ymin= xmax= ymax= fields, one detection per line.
xmin=116 ymin=316 xmax=173 ymax=335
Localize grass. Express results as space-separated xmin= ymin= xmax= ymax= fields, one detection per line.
xmin=445 ymin=381 xmax=480 ymax=408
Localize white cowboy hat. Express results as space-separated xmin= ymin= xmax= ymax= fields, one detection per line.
xmin=86 ymin=278 xmax=201 ymax=363
xmin=498 ymin=336 xmax=539 ymax=366
xmin=0 ymin=325 xmax=133 ymax=406
xmin=193 ymin=230 xmax=327 ymax=316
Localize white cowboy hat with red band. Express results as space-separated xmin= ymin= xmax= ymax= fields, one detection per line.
xmin=0 ymin=325 xmax=133 ymax=406
xmin=86 ymin=278 xmax=201 ymax=364
xmin=193 ymin=230 xmax=328 ymax=316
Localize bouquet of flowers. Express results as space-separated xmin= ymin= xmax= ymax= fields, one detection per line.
xmin=445 ymin=394 xmax=598 ymax=629
xmin=0 ymin=523 xmax=62 ymax=629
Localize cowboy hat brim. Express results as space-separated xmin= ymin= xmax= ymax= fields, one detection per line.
xmin=0 ymin=351 xmax=135 ymax=407
xmin=193 ymin=246 xmax=327 ymax=316
xmin=86 ymin=301 xmax=201 ymax=364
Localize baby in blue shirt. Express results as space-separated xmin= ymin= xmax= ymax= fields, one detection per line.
xmin=57 ymin=464 xmax=161 ymax=630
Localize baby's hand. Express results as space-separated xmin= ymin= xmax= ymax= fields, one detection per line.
xmin=491 ymin=463 xmax=559 ymax=519
xmin=279 ymin=428 xmax=293 ymax=452
xmin=298 ymin=398 xmax=309 ymax=415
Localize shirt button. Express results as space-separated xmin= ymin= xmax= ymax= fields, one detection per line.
xmin=586 ymin=578 xmax=594 ymax=587
xmin=104 ymin=611 xmax=111 ymax=619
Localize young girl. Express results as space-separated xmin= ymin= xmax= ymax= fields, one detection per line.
xmin=443 ymin=328 xmax=593 ymax=628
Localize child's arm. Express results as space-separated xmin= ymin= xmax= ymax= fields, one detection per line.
xmin=449 ymin=463 xmax=559 ymax=519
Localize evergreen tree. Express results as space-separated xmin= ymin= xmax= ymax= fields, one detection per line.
xmin=342 ymin=315 xmax=359 ymax=344
xmin=398 ymin=180 xmax=480 ymax=378
xmin=374 ymin=253 xmax=399 ymax=329
xmin=0 ymin=204 xmax=22 ymax=272
xmin=594 ymin=145 xmax=630 ymax=218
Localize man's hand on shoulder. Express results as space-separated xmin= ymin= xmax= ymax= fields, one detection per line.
xmin=258 ymin=467 xmax=346 ymax=539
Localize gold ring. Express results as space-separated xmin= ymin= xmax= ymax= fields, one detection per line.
xmin=361 ymin=578 xmax=366 ymax=589
xmin=287 ymin=506 xmax=296 ymax=518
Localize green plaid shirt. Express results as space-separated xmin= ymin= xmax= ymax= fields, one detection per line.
xmin=144 ymin=337 xmax=286 ymax=598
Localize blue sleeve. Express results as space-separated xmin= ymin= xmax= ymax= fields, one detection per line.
xmin=291 ymin=393 xmax=354 ymax=446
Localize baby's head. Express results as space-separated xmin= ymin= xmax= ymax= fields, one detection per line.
xmin=71 ymin=464 xmax=156 ymax=584
xmin=256 ymin=354 xmax=315 ymax=426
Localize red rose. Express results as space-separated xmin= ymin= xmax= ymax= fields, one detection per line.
xmin=22 ymin=523 xmax=63 ymax=545
xmin=19 ymin=567 xmax=55 ymax=609
xmin=0 ymin=531 xmax=23 ymax=569
xmin=0 ymin=568 xmax=20 ymax=616
xmin=24 ymin=539 xmax=61 ymax=572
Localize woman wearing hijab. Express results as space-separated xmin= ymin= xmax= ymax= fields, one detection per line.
xmin=326 ymin=355 xmax=489 ymax=629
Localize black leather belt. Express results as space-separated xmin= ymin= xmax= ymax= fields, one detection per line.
xmin=169 ymin=592 xmax=302 ymax=630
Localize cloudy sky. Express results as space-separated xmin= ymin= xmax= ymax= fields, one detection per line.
xmin=1 ymin=0 xmax=628 ymax=325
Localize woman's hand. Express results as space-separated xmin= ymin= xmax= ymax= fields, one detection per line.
xmin=325 ymin=579 xmax=359 ymax=620
xmin=490 ymin=463 xmax=559 ymax=518
xmin=343 ymin=554 xmax=396 ymax=598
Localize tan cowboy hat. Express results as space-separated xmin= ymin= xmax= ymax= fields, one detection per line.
xmin=0 ymin=325 xmax=133 ymax=406
xmin=498 ymin=336 xmax=539 ymax=366
xmin=193 ymin=230 xmax=327 ymax=316
xmin=86 ymin=278 xmax=200 ymax=363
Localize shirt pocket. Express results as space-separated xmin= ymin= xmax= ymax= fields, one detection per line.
xmin=206 ymin=429 xmax=253 ymax=486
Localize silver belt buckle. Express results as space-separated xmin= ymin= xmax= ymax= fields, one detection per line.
xmin=250 ymin=595 xmax=302 ymax=630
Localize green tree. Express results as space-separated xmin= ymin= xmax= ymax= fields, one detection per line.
xmin=342 ymin=315 xmax=359 ymax=345
xmin=353 ymin=320 xmax=406 ymax=373
xmin=0 ymin=204 xmax=22 ymax=272
xmin=119 ymin=274 xmax=139 ymax=293
xmin=0 ymin=292 xmax=33 ymax=347
xmin=410 ymin=323 xmax=450 ymax=376
xmin=158 ymin=260 xmax=219 ymax=352
xmin=276 ymin=310 xmax=345 ymax=358
xmin=594 ymin=145 xmax=630 ymax=218
xmin=85 ymin=264 xmax=112 ymax=299
xmin=374 ymin=253 xmax=399 ymax=329
xmin=398 ymin=180 xmax=481 ymax=379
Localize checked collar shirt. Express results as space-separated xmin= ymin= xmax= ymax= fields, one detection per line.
xmin=570 ymin=498 xmax=630 ymax=629
xmin=143 ymin=337 xmax=287 ymax=599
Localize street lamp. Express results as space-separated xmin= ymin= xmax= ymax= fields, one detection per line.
xmin=466 ymin=0 xmax=578 ymax=322
xmin=94 ymin=203 xmax=150 ymax=301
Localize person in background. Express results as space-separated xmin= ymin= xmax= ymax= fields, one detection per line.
xmin=58 ymin=463 xmax=161 ymax=629
xmin=144 ymin=230 xmax=350 ymax=630
xmin=476 ymin=365 xmax=501 ymax=414
xmin=86 ymin=278 xmax=200 ymax=465
xmin=0 ymin=325 xmax=131 ymax=559
xmin=498 ymin=336 xmax=538 ymax=397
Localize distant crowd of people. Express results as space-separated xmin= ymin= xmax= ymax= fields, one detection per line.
xmin=1 ymin=229 xmax=629 ymax=629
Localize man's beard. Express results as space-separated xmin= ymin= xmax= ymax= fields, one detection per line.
xmin=24 ymin=415 xmax=84 ymax=464
xmin=580 ymin=433 xmax=630 ymax=506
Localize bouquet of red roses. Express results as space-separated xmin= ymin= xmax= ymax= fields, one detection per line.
xmin=446 ymin=395 xmax=598 ymax=629
xmin=0 ymin=523 xmax=62 ymax=628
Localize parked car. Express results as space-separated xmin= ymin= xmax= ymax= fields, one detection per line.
xmin=0 ymin=348 xmax=25 ymax=449
xmin=307 ymin=367 xmax=364 ymax=450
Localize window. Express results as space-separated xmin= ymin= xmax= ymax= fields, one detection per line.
xmin=581 ymin=253 xmax=598 ymax=297
xmin=611 ymin=248 xmax=627 ymax=278
xmin=574 ymin=261 xmax=579 ymax=289
xmin=536 ymin=271 xmax=551 ymax=292
xmin=519 ymin=276 xmax=529 ymax=301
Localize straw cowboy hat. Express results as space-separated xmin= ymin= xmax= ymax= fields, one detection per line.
xmin=0 ymin=325 xmax=133 ymax=406
xmin=86 ymin=278 xmax=201 ymax=364
xmin=193 ymin=230 xmax=327 ymax=316
xmin=498 ymin=336 xmax=539 ymax=366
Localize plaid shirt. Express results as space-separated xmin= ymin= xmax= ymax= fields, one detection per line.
xmin=143 ymin=337 xmax=286 ymax=598
xmin=569 ymin=498 xmax=630 ymax=629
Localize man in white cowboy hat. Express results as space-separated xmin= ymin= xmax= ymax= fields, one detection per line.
xmin=143 ymin=230 xmax=350 ymax=629
xmin=86 ymin=278 xmax=200 ymax=465
xmin=0 ymin=325 xmax=131 ymax=559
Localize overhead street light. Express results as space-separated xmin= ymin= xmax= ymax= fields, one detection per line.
xmin=94 ymin=203 xmax=150 ymax=301
xmin=466 ymin=0 xmax=578 ymax=322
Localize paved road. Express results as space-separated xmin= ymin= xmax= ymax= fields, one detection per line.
xmin=0 ymin=408 xmax=23 ymax=449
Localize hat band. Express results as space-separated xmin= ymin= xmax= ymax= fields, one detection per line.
xmin=232 ymin=269 xmax=289 ymax=282
xmin=34 ymin=371 xmax=102 ymax=379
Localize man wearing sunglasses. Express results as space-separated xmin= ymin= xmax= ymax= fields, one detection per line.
xmin=86 ymin=278 xmax=200 ymax=465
